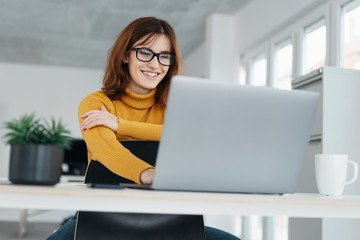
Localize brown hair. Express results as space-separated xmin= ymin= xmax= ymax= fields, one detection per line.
xmin=102 ymin=17 xmax=182 ymax=106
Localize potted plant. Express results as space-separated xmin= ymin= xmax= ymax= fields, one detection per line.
xmin=3 ymin=114 xmax=72 ymax=185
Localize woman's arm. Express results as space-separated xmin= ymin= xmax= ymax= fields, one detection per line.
xmin=80 ymin=106 xmax=163 ymax=141
xmin=78 ymin=93 xmax=154 ymax=184
xmin=116 ymin=118 xmax=162 ymax=141
xmin=80 ymin=106 xmax=119 ymax=132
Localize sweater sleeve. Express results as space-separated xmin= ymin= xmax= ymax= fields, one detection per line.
xmin=78 ymin=93 xmax=153 ymax=184
xmin=116 ymin=118 xmax=163 ymax=140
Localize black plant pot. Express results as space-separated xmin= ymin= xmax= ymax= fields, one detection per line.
xmin=9 ymin=144 xmax=64 ymax=185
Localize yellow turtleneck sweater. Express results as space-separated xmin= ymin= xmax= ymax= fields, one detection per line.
xmin=78 ymin=88 xmax=165 ymax=184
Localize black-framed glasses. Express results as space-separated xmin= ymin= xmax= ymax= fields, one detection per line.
xmin=133 ymin=48 xmax=175 ymax=66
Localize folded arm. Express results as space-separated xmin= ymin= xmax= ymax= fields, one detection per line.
xmin=78 ymin=93 xmax=155 ymax=184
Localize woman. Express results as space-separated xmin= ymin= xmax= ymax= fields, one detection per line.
xmin=78 ymin=16 xmax=177 ymax=185
xmin=48 ymin=17 xmax=240 ymax=240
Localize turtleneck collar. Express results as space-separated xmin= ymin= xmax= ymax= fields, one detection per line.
xmin=121 ymin=88 xmax=157 ymax=109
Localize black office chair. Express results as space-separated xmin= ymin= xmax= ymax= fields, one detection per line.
xmin=74 ymin=140 xmax=206 ymax=240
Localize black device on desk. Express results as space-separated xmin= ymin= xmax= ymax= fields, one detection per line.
xmin=63 ymin=138 xmax=88 ymax=176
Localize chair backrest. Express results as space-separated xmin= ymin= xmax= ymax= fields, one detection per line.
xmin=75 ymin=140 xmax=206 ymax=240
xmin=63 ymin=138 xmax=88 ymax=176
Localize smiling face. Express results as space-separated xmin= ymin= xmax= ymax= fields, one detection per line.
xmin=124 ymin=34 xmax=171 ymax=95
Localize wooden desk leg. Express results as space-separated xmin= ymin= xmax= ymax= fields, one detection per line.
xmin=18 ymin=209 xmax=27 ymax=238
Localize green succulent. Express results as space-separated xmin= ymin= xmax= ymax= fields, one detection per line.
xmin=3 ymin=113 xmax=72 ymax=150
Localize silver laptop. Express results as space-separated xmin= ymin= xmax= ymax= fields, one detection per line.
xmin=125 ymin=76 xmax=319 ymax=194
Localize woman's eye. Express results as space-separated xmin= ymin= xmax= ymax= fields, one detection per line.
xmin=160 ymin=54 xmax=170 ymax=60
xmin=139 ymin=49 xmax=151 ymax=56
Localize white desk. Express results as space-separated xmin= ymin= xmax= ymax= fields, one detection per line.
xmin=1 ymin=182 xmax=360 ymax=219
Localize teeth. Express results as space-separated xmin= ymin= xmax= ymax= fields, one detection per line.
xmin=143 ymin=71 xmax=158 ymax=77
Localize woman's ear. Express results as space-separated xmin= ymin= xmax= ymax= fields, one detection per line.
xmin=123 ymin=56 xmax=129 ymax=63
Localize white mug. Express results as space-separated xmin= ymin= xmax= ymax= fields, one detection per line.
xmin=315 ymin=154 xmax=358 ymax=196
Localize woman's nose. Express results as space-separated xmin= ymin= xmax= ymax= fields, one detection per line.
xmin=147 ymin=56 xmax=161 ymax=68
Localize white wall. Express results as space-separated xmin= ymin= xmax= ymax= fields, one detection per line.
xmin=205 ymin=14 xmax=239 ymax=82
xmin=184 ymin=14 xmax=239 ymax=82
xmin=0 ymin=62 xmax=102 ymax=223
xmin=183 ymin=43 xmax=206 ymax=78
xmin=0 ymin=62 xmax=102 ymax=178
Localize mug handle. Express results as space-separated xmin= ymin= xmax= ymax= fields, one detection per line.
xmin=345 ymin=160 xmax=358 ymax=185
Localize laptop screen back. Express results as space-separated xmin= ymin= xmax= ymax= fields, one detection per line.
xmin=152 ymin=76 xmax=319 ymax=194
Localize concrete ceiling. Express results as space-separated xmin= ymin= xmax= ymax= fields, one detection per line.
xmin=0 ymin=0 xmax=250 ymax=69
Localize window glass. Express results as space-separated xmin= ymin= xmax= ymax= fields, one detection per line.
xmin=250 ymin=216 xmax=263 ymax=240
xmin=275 ymin=216 xmax=289 ymax=240
xmin=342 ymin=0 xmax=360 ymax=69
xmin=251 ymin=55 xmax=267 ymax=86
xmin=303 ymin=19 xmax=326 ymax=74
xmin=239 ymin=64 xmax=246 ymax=85
xmin=274 ymin=39 xmax=293 ymax=90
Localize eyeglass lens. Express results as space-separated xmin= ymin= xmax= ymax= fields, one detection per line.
xmin=135 ymin=48 xmax=174 ymax=66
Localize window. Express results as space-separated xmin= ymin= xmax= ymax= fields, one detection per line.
xmin=251 ymin=54 xmax=267 ymax=86
xmin=303 ymin=18 xmax=326 ymax=74
xmin=274 ymin=38 xmax=293 ymax=90
xmin=250 ymin=216 xmax=263 ymax=240
xmin=275 ymin=216 xmax=289 ymax=240
xmin=239 ymin=64 xmax=246 ymax=85
xmin=342 ymin=0 xmax=360 ymax=69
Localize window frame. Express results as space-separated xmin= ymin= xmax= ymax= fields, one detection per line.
xmin=242 ymin=42 xmax=268 ymax=86
xmin=272 ymin=36 xmax=294 ymax=89
xmin=339 ymin=0 xmax=360 ymax=69
xmin=301 ymin=17 xmax=327 ymax=75
xmin=250 ymin=52 xmax=268 ymax=86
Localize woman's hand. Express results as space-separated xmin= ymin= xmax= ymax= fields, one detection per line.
xmin=80 ymin=106 xmax=119 ymax=132
xmin=140 ymin=168 xmax=155 ymax=185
